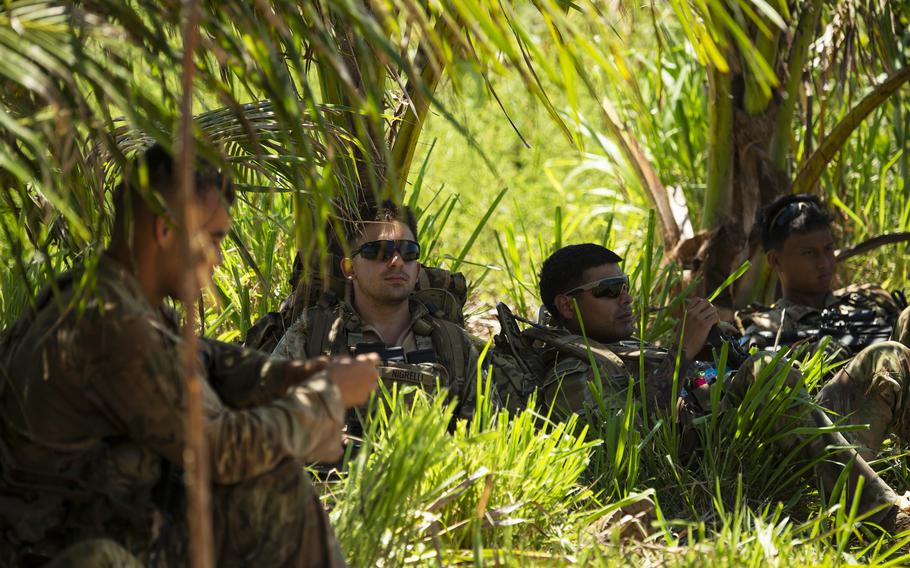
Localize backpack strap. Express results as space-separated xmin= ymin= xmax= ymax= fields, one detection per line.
xmin=303 ymin=303 xmax=351 ymax=358
xmin=425 ymin=316 xmax=468 ymax=391
xmin=523 ymin=326 xmax=627 ymax=370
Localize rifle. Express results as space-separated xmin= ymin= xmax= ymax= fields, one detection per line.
xmin=754 ymin=307 xmax=894 ymax=356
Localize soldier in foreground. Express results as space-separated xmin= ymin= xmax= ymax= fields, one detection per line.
xmin=273 ymin=201 xmax=482 ymax=425
xmin=0 ymin=145 xmax=379 ymax=566
xmin=520 ymin=243 xmax=910 ymax=532
xmin=736 ymin=194 xmax=903 ymax=356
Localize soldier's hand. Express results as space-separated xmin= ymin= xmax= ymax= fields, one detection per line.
xmin=327 ymin=353 xmax=380 ymax=409
xmin=681 ymin=297 xmax=720 ymax=359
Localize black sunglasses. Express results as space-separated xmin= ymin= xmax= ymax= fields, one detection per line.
xmin=351 ymin=239 xmax=420 ymax=263
xmin=564 ymin=275 xmax=630 ymax=299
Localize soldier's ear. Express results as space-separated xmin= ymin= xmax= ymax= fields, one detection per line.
xmin=554 ymin=294 xmax=576 ymax=322
xmin=152 ymin=215 xmax=172 ymax=247
xmin=340 ymin=257 xmax=355 ymax=279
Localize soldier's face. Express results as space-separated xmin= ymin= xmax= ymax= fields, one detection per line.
xmin=157 ymin=190 xmax=231 ymax=301
xmin=344 ymin=221 xmax=420 ymax=307
xmin=556 ymin=263 xmax=635 ymax=343
xmin=768 ymin=228 xmax=835 ymax=297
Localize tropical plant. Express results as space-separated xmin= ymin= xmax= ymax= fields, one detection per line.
xmin=594 ymin=1 xmax=910 ymax=304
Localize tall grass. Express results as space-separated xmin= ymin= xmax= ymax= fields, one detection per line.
xmin=321 ymin=343 xmax=910 ymax=565
xmin=328 ymin=382 xmax=606 ymax=566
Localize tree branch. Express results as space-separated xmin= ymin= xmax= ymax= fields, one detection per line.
xmin=835 ymin=231 xmax=910 ymax=263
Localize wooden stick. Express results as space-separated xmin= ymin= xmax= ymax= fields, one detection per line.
xmin=175 ymin=0 xmax=213 ymax=567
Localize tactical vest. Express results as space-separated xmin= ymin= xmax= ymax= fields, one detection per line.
xmin=736 ymin=284 xmax=906 ymax=356
xmin=525 ymin=327 xmax=670 ymax=386
xmin=302 ymin=301 xmax=469 ymax=398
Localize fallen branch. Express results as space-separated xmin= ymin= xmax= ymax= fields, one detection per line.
xmin=835 ymin=232 xmax=910 ymax=263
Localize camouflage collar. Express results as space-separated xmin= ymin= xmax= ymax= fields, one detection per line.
xmin=98 ymin=253 xmax=156 ymax=313
xmin=340 ymin=298 xmax=435 ymax=342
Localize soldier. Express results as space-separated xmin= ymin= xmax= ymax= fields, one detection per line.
xmin=736 ymin=194 xmax=903 ymax=356
xmin=0 ymin=144 xmax=379 ymax=566
xmin=527 ymin=243 xmax=910 ymax=532
xmin=535 ymin=244 xmax=718 ymax=417
xmin=273 ymin=200 xmax=482 ymax=425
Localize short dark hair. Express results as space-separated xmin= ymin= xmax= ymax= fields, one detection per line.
xmin=539 ymin=244 xmax=623 ymax=320
xmin=346 ymin=199 xmax=419 ymax=244
xmin=759 ymin=194 xmax=832 ymax=252
xmin=112 ymin=143 xmax=234 ymax=239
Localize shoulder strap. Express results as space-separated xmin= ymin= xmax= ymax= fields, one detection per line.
xmin=304 ymin=304 xmax=349 ymax=357
xmin=427 ymin=317 xmax=468 ymax=387
xmin=522 ymin=326 xmax=629 ymax=372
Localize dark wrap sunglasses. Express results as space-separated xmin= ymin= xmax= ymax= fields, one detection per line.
xmin=564 ymin=275 xmax=630 ymax=299
xmin=351 ymin=239 xmax=420 ymax=262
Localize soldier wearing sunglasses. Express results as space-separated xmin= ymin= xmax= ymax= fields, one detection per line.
xmin=523 ymin=243 xmax=910 ymax=533
xmin=273 ymin=201 xmax=482 ymax=429
xmin=736 ymin=194 xmax=903 ymax=356
xmin=532 ymin=244 xmax=719 ymax=417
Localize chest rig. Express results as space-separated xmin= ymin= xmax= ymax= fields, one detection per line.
xmin=312 ymin=305 xmax=452 ymax=396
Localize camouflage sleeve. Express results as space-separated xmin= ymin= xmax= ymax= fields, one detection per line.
xmin=271 ymin=315 xmax=309 ymax=360
xmin=896 ymin=306 xmax=910 ymax=349
xmin=201 ymin=338 xmax=302 ymax=408
xmin=540 ymin=356 xmax=594 ymax=419
xmin=94 ymin=312 xmax=344 ymax=485
xmin=202 ymin=339 xmax=290 ymax=407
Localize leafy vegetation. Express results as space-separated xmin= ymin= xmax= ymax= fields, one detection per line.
xmin=3 ymin=0 xmax=910 ymax=566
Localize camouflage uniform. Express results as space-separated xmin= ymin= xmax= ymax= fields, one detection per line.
xmin=0 ymin=255 xmax=346 ymax=567
xmin=532 ymin=327 xmax=905 ymax=525
xmin=273 ymin=299 xmax=480 ymax=420
xmin=538 ymin=337 xmax=681 ymax=420
xmin=45 ymin=539 xmax=143 ymax=568
xmin=896 ymin=306 xmax=910 ymax=348
xmin=816 ymin=341 xmax=910 ymax=464
xmin=735 ymin=284 xmax=901 ymax=358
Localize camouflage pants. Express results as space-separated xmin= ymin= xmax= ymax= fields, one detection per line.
xmin=814 ymin=341 xmax=910 ymax=519
xmin=47 ymin=539 xmax=143 ymax=568
xmin=206 ymin=459 xmax=345 ymax=568
xmin=150 ymin=459 xmax=345 ymax=567
xmin=895 ymin=307 xmax=910 ymax=349
xmin=717 ymin=351 xmax=902 ymax=524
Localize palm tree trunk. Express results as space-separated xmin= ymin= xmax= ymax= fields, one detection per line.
xmin=770 ymin=0 xmax=822 ymax=172
xmin=702 ymin=64 xmax=734 ymax=230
